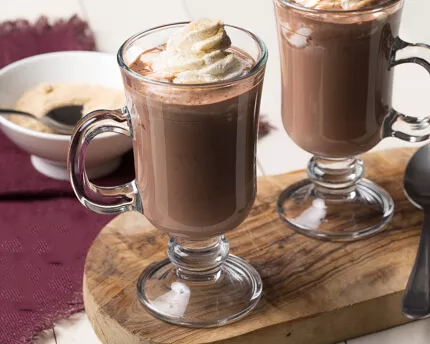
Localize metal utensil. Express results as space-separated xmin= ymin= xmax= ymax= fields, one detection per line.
xmin=0 ymin=105 xmax=83 ymax=135
xmin=403 ymin=144 xmax=430 ymax=319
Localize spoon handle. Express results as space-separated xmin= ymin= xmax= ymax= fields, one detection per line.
xmin=0 ymin=109 xmax=34 ymax=118
xmin=402 ymin=210 xmax=430 ymax=319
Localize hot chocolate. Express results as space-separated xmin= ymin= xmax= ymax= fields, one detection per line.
xmin=126 ymin=20 xmax=264 ymax=238
xmin=275 ymin=0 xmax=403 ymax=157
xmin=68 ymin=21 xmax=268 ymax=327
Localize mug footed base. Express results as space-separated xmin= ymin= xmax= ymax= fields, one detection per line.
xmin=136 ymin=255 xmax=262 ymax=328
xmin=277 ymin=178 xmax=394 ymax=241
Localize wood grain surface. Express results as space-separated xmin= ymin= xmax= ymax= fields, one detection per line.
xmin=84 ymin=147 xmax=422 ymax=344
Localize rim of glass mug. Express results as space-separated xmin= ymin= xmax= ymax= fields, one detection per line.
xmin=117 ymin=22 xmax=268 ymax=88
xmin=275 ymin=0 xmax=401 ymax=14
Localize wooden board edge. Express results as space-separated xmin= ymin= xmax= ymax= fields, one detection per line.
xmin=85 ymin=275 xmax=410 ymax=344
xmin=213 ymin=292 xmax=410 ymax=344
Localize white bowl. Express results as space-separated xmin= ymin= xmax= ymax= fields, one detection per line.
xmin=0 ymin=51 xmax=132 ymax=180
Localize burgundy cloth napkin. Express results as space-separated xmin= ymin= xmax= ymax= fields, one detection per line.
xmin=0 ymin=16 xmax=96 ymax=69
xmin=0 ymin=14 xmax=133 ymax=344
xmin=0 ymin=129 xmax=135 ymax=344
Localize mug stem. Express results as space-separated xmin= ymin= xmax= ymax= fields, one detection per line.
xmin=168 ymin=236 xmax=229 ymax=282
xmin=307 ymin=156 xmax=364 ymax=200
xmin=307 ymin=156 xmax=364 ymax=192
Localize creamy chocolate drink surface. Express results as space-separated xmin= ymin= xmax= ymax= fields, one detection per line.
xmin=275 ymin=0 xmax=403 ymax=158
xmin=125 ymin=20 xmax=264 ymax=239
xmin=291 ymin=0 xmax=391 ymax=10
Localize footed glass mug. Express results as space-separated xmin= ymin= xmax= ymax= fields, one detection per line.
xmin=274 ymin=0 xmax=430 ymax=241
xmin=68 ymin=23 xmax=267 ymax=327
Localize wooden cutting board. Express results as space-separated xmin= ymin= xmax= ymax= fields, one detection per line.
xmin=84 ymin=147 xmax=422 ymax=344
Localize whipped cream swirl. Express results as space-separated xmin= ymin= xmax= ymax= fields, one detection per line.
xmin=151 ymin=20 xmax=247 ymax=84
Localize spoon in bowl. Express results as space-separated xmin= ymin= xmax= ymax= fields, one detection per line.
xmin=403 ymin=143 xmax=430 ymax=319
xmin=0 ymin=105 xmax=83 ymax=135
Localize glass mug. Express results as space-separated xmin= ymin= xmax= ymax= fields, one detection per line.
xmin=274 ymin=0 xmax=430 ymax=241
xmin=68 ymin=23 xmax=267 ymax=327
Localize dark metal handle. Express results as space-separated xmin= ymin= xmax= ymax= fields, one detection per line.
xmin=402 ymin=210 xmax=430 ymax=319
xmin=383 ymin=38 xmax=430 ymax=141
xmin=0 ymin=108 xmax=75 ymax=135
xmin=0 ymin=109 xmax=35 ymax=118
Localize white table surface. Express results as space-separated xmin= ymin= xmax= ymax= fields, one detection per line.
xmin=2 ymin=0 xmax=430 ymax=343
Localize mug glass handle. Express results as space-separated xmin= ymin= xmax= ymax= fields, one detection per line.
xmin=383 ymin=37 xmax=430 ymax=142
xmin=68 ymin=107 xmax=140 ymax=215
